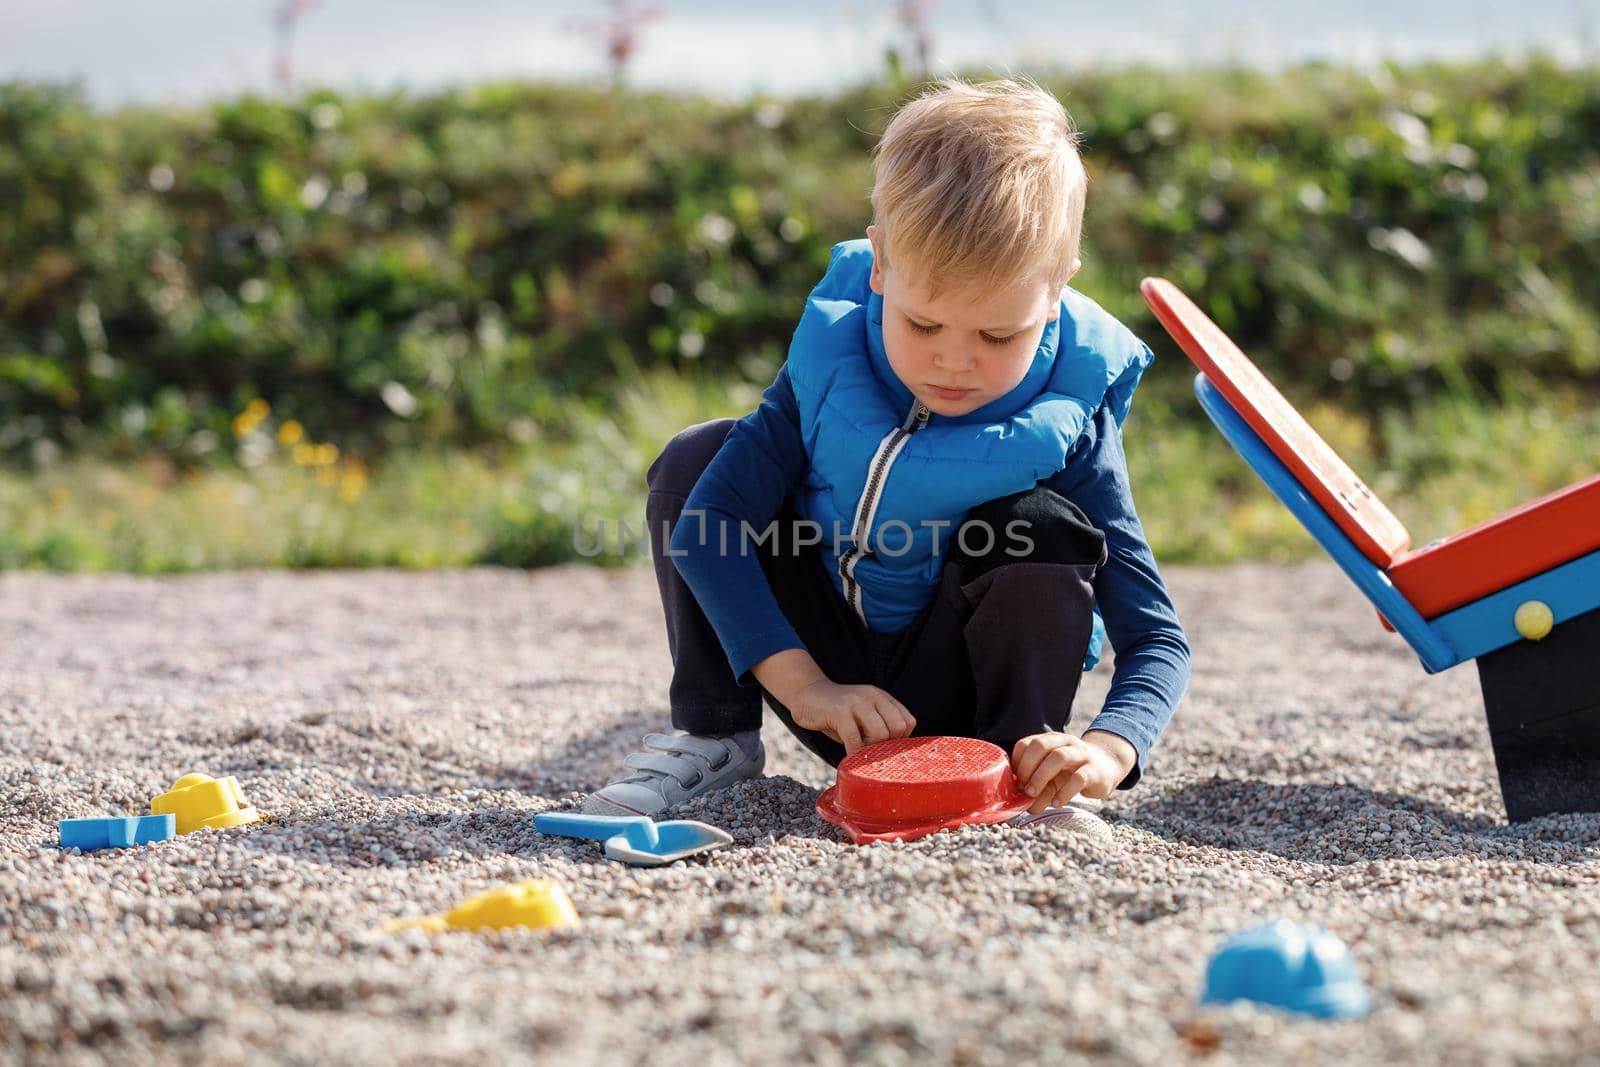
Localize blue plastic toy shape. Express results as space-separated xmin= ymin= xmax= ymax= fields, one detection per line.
xmin=59 ymin=814 xmax=177 ymax=851
xmin=1202 ymin=919 xmax=1371 ymax=1019
xmin=533 ymin=812 xmax=732 ymax=866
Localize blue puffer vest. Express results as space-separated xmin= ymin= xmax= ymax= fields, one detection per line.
xmin=785 ymin=239 xmax=1154 ymax=664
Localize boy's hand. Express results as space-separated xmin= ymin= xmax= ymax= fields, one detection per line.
xmin=789 ymin=679 xmax=916 ymax=755
xmin=752 ymin=649 xmax=916 ymax=754
xmin=1011 ymin=730 xmax=1136 ymax=814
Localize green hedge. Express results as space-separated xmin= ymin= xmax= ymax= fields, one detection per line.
xmin=3 ymin=60 xmax=1598 ymax=465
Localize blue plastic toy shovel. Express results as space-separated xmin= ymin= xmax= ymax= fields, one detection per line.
xmin=533 ymin=812 xmax=733 ymax=866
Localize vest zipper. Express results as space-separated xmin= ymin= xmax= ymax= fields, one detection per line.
xmin=839 ymin=398 xmax=931 ymax=624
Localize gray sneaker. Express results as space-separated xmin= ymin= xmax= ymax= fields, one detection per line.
xmin=582 ymin=732 xmax=765 ymax=817
xmin=1009 ymin=796 xmax=1113 ymax=842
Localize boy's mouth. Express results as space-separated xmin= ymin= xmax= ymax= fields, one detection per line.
xmin=927 ymin=384 xmax=974 ymax=401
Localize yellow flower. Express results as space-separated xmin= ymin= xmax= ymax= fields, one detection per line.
xmin=233 ymin=398 xmax=271 ymax=437
xmin=338 ymin=468 xmax=366 ymax=505
xmin=314 ymin=443 xmax=339 ymax=466
xmin=292 ymin=443 xmax=316 ymax=465
xmin=550 ymin=164 xmax=585 ymax=198
xmin=278 ymin=420 xmax=304 ymax=446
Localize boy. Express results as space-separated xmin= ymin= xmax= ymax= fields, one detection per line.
xmin=586 ymin=78 xmax=1190 ymax=825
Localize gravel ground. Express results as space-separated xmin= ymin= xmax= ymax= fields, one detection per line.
xmin=2 ymin=562 xmax=1598 ymax=1066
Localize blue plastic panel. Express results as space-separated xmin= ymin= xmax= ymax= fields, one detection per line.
xmin=1431 ymin=547 xmax=1600 ymax=662
xmin=1193 ymin=374 xmax=1461 ymax=673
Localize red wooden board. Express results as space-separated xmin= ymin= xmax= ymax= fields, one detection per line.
xmin=1141 ymin=277 xmax=1412 ymax=566
xmin=1390 ymin=473 xmax=1600 ymax=618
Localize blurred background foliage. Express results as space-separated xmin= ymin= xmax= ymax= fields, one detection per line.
xmin=2 ymin=59 xmax=1598 ymax=571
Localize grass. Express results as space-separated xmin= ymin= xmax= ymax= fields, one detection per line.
xmin=0 ymin=370 xmax=760 ymax=573
xmin=1 ymin=372 xmax=1594 ymax=573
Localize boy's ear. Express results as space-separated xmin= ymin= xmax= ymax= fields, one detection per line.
xmin=866 ymin=224 xmax=885 ymax=296
xmin=1046 ymin=256 xmax=1083 ymax=321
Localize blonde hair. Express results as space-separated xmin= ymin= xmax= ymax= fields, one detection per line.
xmin=869 ymin=77 xmax=1087 ymax=301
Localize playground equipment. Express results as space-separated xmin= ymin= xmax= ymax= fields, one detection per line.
xmin=1201 ymin=919 xmax=1370 ymax=1019
xmin=1141 ymin=278 xmax=1600 ymax=821
xmin=533 ymin=812 xmax=733 ymax=866
xmin=58 ymin=814 xmax=176 ymax=852
xmin=151 ymin=773 xmax=262 ymax=833
xmin=385 ymin=879 xmax=580 ymax=932
xmin=816 ymin=736 xmax=1034 ymax=843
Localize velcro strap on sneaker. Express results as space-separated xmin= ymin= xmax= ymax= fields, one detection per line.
xmin=651 ymin=733 xmax=733 ymax=767
xmin=623 ymin=751 xmax=702 ymax=787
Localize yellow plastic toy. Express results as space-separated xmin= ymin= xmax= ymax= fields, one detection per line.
xmin=384 ymin=880 xmax=580 ymax=933
xmin=150 ymin=773 xmax=262 ymax=834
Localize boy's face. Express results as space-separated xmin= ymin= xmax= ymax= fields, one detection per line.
xmin=866 ymin=225 xmax=1074 ymax=417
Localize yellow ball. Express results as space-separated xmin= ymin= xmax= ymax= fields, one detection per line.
xmin=1514 ymin=600 xmax=1554 ymax=641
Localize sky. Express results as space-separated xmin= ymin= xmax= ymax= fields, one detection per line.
xmin=2 ymin=0 xmax=1598 ymax=106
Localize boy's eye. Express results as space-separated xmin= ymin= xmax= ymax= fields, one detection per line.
xmin=907 ymin=319 xmax=1019 ymax=346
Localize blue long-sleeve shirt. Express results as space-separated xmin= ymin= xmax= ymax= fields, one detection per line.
xmin=671 ymin=366 xmax=1190 ymax=787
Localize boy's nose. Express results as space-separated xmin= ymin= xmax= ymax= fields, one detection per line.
xmin=933 ymin=348 xmax=976 ymax=372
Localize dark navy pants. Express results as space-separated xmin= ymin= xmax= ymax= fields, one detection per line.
xmin=648 ymin=418 xmax=1107 ymax=768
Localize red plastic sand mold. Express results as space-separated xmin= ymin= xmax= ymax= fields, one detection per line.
xmin=816 ymin=736 xmax=1033 ymax=844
